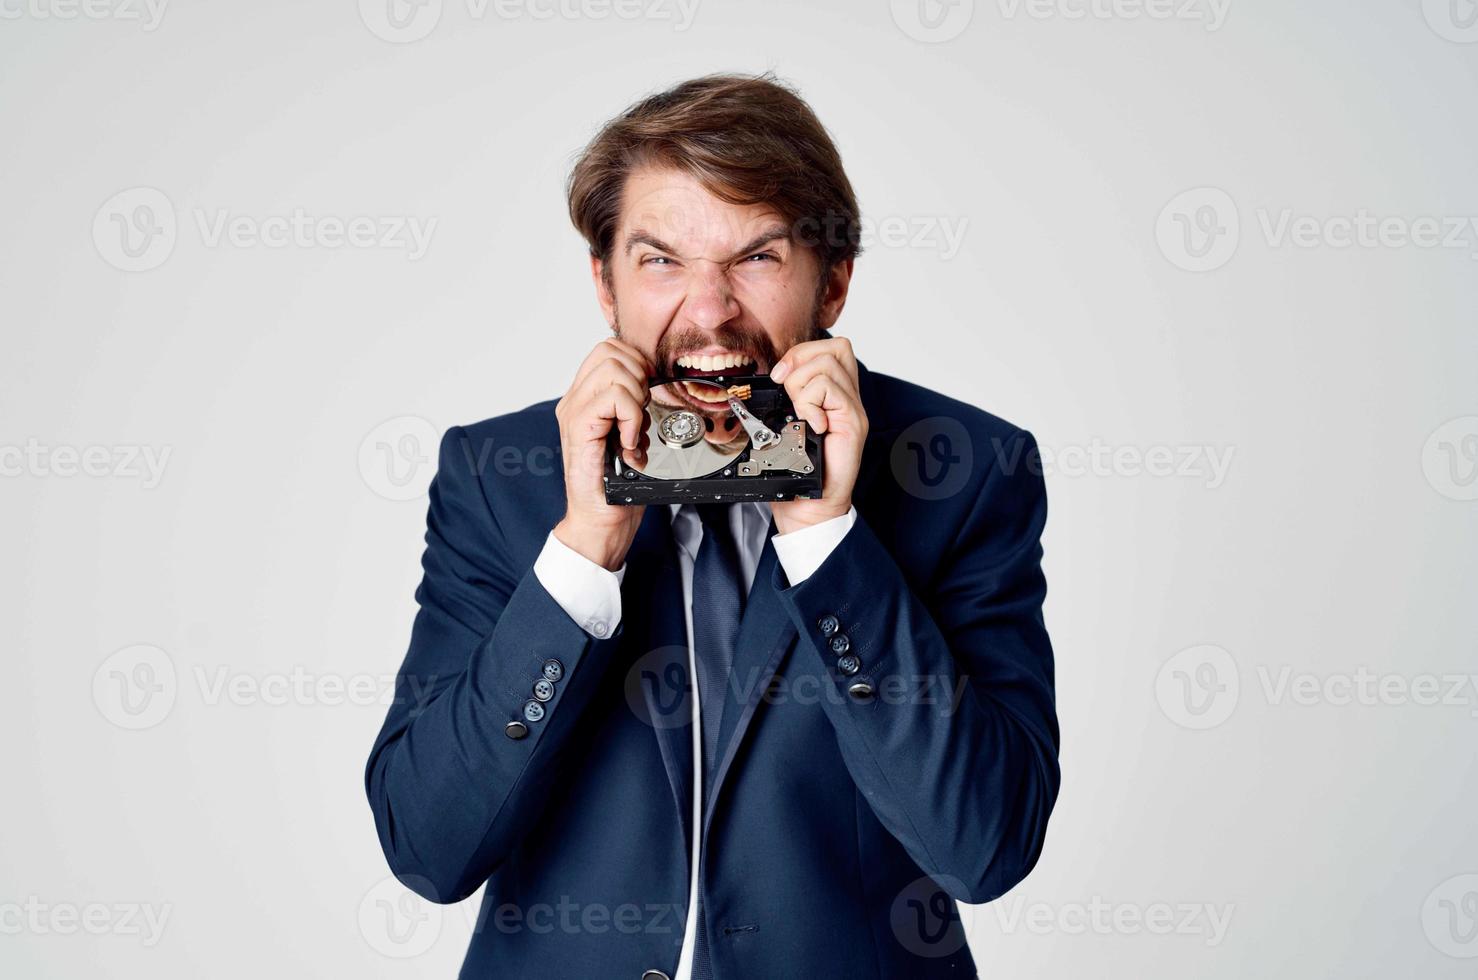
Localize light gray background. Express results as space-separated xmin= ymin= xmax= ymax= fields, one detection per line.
xmin=3 ymin=0 xmax=1476 ymax=976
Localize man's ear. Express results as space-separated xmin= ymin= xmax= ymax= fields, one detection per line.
xmin=590 ymin=255 xmax=617 ymax=332
xmin=816 ymin=258 xmax=854 ymax=332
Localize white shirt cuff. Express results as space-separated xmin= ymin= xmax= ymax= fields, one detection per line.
xmin=533 ymin=531 xmax=625 ymax=639
xmin=771 ymin=506 xmax=857 ymax=585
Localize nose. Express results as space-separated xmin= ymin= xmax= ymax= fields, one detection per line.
xmin=681 ymin=259 xmax=741 ymax=332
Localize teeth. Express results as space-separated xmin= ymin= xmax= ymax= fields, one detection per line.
xmin=681 ymin=381 xmax=732 ymax=403
xmin=676 ymin=352 xmax=754 ymax=372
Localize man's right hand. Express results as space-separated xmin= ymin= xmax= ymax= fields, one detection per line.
xmin=552 ymin=337 xmax=652 ymax=571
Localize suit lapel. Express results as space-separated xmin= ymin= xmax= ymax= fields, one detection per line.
xmin=624 ymin=507 xmax=695 ymax=853
xmin=706 ymin=517 xmax=797 ymax=832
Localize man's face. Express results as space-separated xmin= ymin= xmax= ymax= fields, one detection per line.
xmin=592 ymin=166 xmax=850 ymax=425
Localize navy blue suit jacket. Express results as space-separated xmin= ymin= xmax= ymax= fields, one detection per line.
xmin=366 ymin=361 xmax=1060 ymax=979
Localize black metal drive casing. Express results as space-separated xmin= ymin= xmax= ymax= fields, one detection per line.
xmin=603 ymin=374 xmax=825 ymax=506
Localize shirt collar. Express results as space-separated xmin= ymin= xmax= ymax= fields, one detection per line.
xmin=667 ymin=501 xmax=771 ymax=524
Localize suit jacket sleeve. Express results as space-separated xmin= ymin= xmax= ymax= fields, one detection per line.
xmin=364 ymin=425 xmax=622 ymax=904
xmin=776 ymin=428 xmax=1060 ymax=904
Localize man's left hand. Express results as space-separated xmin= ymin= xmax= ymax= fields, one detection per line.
xmin=769 ymin=336 xmax=868 ymax=535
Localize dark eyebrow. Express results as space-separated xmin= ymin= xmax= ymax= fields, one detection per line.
xmin=622 ymin=226 xmax=792 ymax=261
xmin=729 ymin=227 xmax=792 ymax=259
xmin=623 ymin=231 xmax=677 ymax=256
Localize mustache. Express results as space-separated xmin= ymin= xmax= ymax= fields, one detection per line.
xmin=659 ymin=327 xmax=775 ymax=366
xmin=654 ymin=325 xmax=779 ymax=373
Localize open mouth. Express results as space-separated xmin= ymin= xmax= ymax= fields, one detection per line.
xmin=671 ymin=351 xmax=759 ymax=379
xmin=668 ymin=352 xmax=759 ymax=406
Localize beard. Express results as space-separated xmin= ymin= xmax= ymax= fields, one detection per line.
xmin=613 ymin=300 xmax=826 ymax=380
xmin=609 ymin=291 xmax=828 ymax=450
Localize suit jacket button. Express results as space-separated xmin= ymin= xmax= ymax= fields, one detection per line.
xmin=523 ymin=700 xmax=546 ymax=723
xmin=837 ymin=654 xmax=861 ymax=676
xmin=847 ymin=681 xmax=875 ymax=702
xmin=533 ymin=678 xmax=554 ymax=702
xmin=817 ymin=614 xmax=840 ymax=637
xmin=504 ymin=720 xmax=529 ymax=740
xmin=542 ymin=659 xmax=564 ymax=682
xmin=641 ymin=972 xmax=671 ymax=980
xmin=829 ymin=633 xmax=851 ymax=655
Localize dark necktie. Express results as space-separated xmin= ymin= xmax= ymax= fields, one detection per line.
xmin=689 ymin=502 xmax=744 ymax=980
xmin=690 ymin=503 xmax=744 ymax=791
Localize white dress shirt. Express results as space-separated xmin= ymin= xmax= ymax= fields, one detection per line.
xmin=534 ymin=501 xmax=856 ymax=978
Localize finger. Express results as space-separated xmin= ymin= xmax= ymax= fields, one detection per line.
xmin=583 ymin=383 xmax=648 ymax=450
xmin=788 ymin=374 xmax=834 ymax=435
xmin=798 ymin=369 xmax=868 ymax=438
xmin=614 ymin=391 xmax=648 ymax=451
xmin=571 ymin=343 xmax=649 ymax=397
xmin=781 ymin=353 xmax=859 ymax=406
xmin=629 ymin=429 xmax=650 ymax=470
xmin=581 ymin=359 xmax=649 ymax=407
xmin=568 ymin=366 xmax=643 ymax=434
xmin=771 ymin=337 xmax=856 ymax=383
xmin=571 ymin=338 xmax=653 ymax=392
xmin=579 ymin=372 xmax=648 ymax=447
xmin=600 ymin=336 xmax=655 ymax=377
xmin=768 ymin=339 xmax=822 ymax=383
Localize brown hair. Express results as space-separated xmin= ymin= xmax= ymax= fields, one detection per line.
xmin=566 ymin=73 xmax=862 ymax=281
